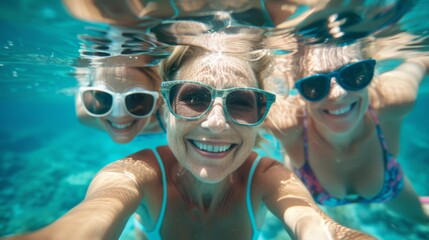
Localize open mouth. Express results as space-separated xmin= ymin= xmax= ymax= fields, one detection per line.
xmin=190 ymin=140 xmax=234 ymax=153
xmin=108 ymin=120 xmax=136 ymax=130
xmin=324 ymin=102 xmax=357 ymax=116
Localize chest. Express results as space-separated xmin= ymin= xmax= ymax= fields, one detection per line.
xmin=136 ymin=181 xmax=262 ymax=240
xmin=162 ymin=199 xmax=253 ymax=240
xmin=290 ymin=130 xmax=389 ymax=199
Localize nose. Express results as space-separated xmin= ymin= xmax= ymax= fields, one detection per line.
xmin=110 ymin=96 xmax=128 ymax=117
xmin=201 ymin=98 xmax=230 ymax=133
xmin=328 ymin=77 xmax=347 ymax=100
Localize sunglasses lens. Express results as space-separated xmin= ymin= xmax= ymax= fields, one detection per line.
xmin=226 ymin=90 xmax=267 ymax=125
xmin=82 ymin=90 xmax=113 ymax=115
xmin=169 ymin=83 xmax=212 ymax=118
xmin=297 ymin=76 xmax=329 ymax=101
xmin=340 ymin=61 xmax=374 ymax=90
xmin=125 ymin=93 xmax=155 ymax=117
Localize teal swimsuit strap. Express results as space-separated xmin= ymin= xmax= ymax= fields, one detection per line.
xmin=169 ymin=0 xmax=179 ymax=18
xmin=133 ymin=149 xmax=167 ymax=240
xmin=156 ymin=110 xmax=167 ymax=133
xmin=153 ymin=149 xmax=168 ymax=233
xmin=259 ymin=0 xmax=275 ymax=27
xmin=246 ymin=154 xmax=263 ymax=239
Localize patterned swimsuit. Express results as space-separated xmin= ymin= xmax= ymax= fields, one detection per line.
xmin=294 ymin=109 xmax=404 ymax=206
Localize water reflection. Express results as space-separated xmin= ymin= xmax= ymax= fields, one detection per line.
xmin=0 ymin=0 xmax=428 ymax=239
xmin=76 ymin=26 xmax=170 ymax=67
xmin=61 ymin=0 xmax=428 ymax=67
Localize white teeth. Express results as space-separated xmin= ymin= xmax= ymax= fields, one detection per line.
xmin=192 ymin=140 xmax=232 ymax=153
xmin=111 ymin=122 xmax=133 ymax=129
xmin=327 ymin=105 xmax=352 ymax=115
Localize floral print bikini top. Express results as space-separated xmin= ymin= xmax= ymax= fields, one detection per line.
xmin=294 ymin=109 xmax=404 ymax=206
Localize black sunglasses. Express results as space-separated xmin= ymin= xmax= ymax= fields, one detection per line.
xmin=294 ymin=59 xmax=376 ymax=102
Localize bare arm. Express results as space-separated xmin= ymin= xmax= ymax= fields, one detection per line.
xmin=370 ymin=57 xmax=428 ymax=117
xmin=3 ymin=154 xmax=158 ymax=240
xmin=256 ymin=160 xmax=375 ymax=240
xmin=263 ymin=95 xmax=304 ymax=145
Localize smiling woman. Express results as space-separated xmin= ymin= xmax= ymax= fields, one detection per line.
xmin=1 ymin=30 xmax=375 ymax=240
xmin=74 ymin=65 xmax=166 ymax=144
xmin=264 ymin=40 xmax=429 ymax=224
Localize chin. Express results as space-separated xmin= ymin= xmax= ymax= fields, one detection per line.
xmin=112 ymin=135 xmax=133 ymax=144
xmin=198 ymin=177 xmax=224 ymax=184
xmin=192 ymin=166 xmax=229 ymax=184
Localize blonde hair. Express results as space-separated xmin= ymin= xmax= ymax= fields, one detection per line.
xmin=159 ymin=28 xmax=275 ymax=149
xmin=297 ymin=42 xmax=365 ymax=78
xmin=159 ymin=27 xmax=273 ymax=89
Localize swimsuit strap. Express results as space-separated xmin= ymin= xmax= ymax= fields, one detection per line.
xmin=302 ymin=109 xmax=310 ymax=162
xmin=169 ymin=0 xmax=179 ymax=18
xmin=367 ymin=108 xmax=389 ymax=150
xmin=246 ymin=154 xmax=264 ymax=240
xmin=153 ymin=149 xmax=168 ymax=233
xmin=259 ymin=0 xmax=275 ymax=27
xmin=133 ymin=149 xmax=167 ymax=240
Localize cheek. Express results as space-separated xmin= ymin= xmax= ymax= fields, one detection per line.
xmin=97 ymin=118 xmax=109 ymax=130
xmin=166 ymin=115 xmax=179 ymax=144
xmin=359 ymin=90 xmax=369 ymax=102
xmin=166 ymin=115 xmax=189 ymax=153
xmin=305 ymin=102 xmax=321 ymax=115
xmin=240 ymin=127 xmax=259 ymax=149
xmin=136 ymin=117 xmax=151 ymax=129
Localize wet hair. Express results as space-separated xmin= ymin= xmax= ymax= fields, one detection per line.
xmin=296 ymin=42 xmax=365 ymax=79
xmin=159 ymin=29 xmax=273 ymax=89
xmin=78 ymin=66 xmax=161 ymax=91
xmin=159 ymin=28 xmax=275 ymax=149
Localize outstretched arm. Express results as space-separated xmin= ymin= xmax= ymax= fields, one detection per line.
xmin=2 ymin=157 xmax=153 ymax=240
xmin=370 ymin=57 xmax=428 ymax=116
xmin=256 ymin=160 xmax=375 ymax=240
xmin=263 ymin=95 xmax=305 ymax=146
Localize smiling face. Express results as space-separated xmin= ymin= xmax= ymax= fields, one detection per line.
xmin=166 ymin=54 xmax=260 ymax=183
xmin=303 ymin=59 xmax=370 ymax=134
xmin=93 ymin=66 xmax=160 ymax=143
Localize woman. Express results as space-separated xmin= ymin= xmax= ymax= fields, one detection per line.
xmin=2 ymin=33 xmax=374 ymax=240
xmin=264 ymin=42 xmax=429 ymax=223
xmin=75 ymin=65 xmax=166 ymax=143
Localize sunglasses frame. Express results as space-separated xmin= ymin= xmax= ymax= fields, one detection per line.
xmin=79 ymin=86 xmax=159 ymax=118
xmin=161 ymin=80 xmax=276 ymax=126
xmin=294 ymin=59 xmax=376 ymax=102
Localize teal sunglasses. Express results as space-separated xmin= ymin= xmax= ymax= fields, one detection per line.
xmin=161 ymin=80 xmax=276 ymax=126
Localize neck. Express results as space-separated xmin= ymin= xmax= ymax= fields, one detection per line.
xmin=176 ymin=166 xmax=236 ymax=212
xmin=309 ymin=114 xmax=370 ymax=152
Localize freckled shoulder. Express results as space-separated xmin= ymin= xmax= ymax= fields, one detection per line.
xmin=256 ymin=157 xmax=294 ymax=177
xmin=105 ymin=148 xmax=169 ymax=186
xmin=251 ymin=156 xmax=299 ymax=193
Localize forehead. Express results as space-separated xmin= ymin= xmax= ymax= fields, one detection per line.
xmin=176 ymin=54 xmax=258 ymax=88
xmin=305 ymin=45 xmax=362 ymax=75
xmin=92 ymin=66 xmax=158 ymax=91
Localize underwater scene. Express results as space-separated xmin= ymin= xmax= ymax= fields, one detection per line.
xmin=0 ymin=0 xmax=429 ymax=239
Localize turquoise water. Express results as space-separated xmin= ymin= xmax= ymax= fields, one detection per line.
xmin=0 ymin=0 xmax=428 ymax=239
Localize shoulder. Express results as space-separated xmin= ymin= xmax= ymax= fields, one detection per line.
xmin=252 ymin=156 xmax=295 ymax=183
xmin=100 ymin=146 xmax=173 ymax=186
xmin=249 ymin=155 xmax=307 ymax=200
